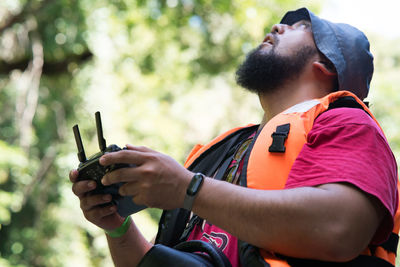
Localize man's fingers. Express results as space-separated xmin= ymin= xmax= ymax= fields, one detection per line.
xmin=84 ymin=205 xmax=118 ymax=224
xmin=69 ymin=169 xmax=79 ymax=183
xmin=119 ymin=182 xmax=147 ymax=206
xmin=100 ymin=149 xmax=146 ymax=167
xmin=72 ymin=180 xmax=97 ymax=198
xmin=80 ymin=194 xmax=113 ymax=211
xmin=101 ymin=164 xmax=141 ymax=186
xmin=126 ymin=144 xmax=154 ymax=152
xmin=118 ymin=181 xmax=140 ymax=197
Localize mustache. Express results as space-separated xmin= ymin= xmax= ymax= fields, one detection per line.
xmin=259 ymin=33 xmax=279 ymax=50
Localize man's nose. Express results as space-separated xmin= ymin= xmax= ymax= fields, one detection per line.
xmin=271 ymin=24 xmax=288 ymax=34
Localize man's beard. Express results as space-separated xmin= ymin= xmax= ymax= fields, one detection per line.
xmin=235 ymin=45 xmax=318 ymax=95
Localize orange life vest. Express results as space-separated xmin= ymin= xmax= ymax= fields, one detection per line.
xmin=184 ymin=91 xmax=399 ymax=266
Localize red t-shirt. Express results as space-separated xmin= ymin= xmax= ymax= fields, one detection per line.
xmin=286 ymin=107 xmax=398 ymax=244
xmin=188 ymin=107 xmax=398 ymax=265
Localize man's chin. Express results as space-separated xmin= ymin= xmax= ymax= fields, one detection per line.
xmin=236 ymin=45 xmax=318 ymax=95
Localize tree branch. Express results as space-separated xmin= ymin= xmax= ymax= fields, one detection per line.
xmin=0 ymin=50 xmax=93 ymax=75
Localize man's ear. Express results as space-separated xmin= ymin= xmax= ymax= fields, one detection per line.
xmin=313 ymin=61 xmax=337 ymax=77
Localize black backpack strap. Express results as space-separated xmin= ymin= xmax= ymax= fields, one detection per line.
xmin=179 ymin=213 xmax=202 ymax=242
xmin=138 ymin=241 xmax=232 ymax=267
xmin=239 ymin=241 xmax=271 ymax=267
xmin=155 ymin=208 xmax=190 ymax=247
xmin=174 ymin=240 xmax=232 ymax=267
xmin=156 ymin=125 xmax=259 ymax=246
xmin=189 ymin=125 xmax=260 ymax=177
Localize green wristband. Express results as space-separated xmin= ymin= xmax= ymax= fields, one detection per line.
xmin=105 ymin=216 xmax=132 ymax=238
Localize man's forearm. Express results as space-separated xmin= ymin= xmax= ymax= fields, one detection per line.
xmin=107 ymin=219 xmax=152 ymax=267
xmin=191 ymin=178 xmax=382 ymax=261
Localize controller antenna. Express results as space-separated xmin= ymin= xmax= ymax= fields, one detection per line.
xmin=95 ymin=111 xmax=107 ymax=152
xmin=73 ymin=125 xmax=87 ymax=163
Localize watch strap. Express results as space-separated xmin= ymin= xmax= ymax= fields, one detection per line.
xmin=183 ymin=173 xmax=205 ymax=211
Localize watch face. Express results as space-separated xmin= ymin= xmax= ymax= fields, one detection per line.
xmin=187 ymin=173 xmax=204 ymax=196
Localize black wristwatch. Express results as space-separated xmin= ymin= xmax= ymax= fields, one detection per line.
xmin=183 ymin=173 xmax=205 ymax=211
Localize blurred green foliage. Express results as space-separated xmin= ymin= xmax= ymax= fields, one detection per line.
xmin=0 ymin=0 xmax=399 ymax=266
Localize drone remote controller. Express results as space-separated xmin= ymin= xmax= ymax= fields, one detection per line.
xmin=73 ymin=112 xmax=146 ymax=217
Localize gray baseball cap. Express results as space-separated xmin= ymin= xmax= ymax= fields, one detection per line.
xmin=280 ymin=7 xmax=374 ymax=100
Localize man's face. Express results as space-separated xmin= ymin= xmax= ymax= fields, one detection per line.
xmin=261 ymin=20 xmax=315 ymax=56
xmin=236 ymin=20 xmax=319 ymax=95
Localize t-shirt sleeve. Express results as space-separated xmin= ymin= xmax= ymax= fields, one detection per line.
xmin=285 ymin=107 xmax=398 ymax=244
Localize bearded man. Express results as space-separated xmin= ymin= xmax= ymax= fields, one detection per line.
xmin=70 ymin=7 xmax=398 ymax=267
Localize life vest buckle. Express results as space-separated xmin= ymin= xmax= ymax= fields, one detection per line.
xmin=269 ymin=123 xmax=290 ymax=153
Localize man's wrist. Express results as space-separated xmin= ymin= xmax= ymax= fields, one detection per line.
xmin=105 ymin=216 xmax=132 ymax=238
xmin=183 ymin=173 xmax=205 ymax=211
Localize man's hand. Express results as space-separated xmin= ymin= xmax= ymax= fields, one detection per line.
xmin=70 ymin=169 xmax=153 ymax=267
xmin=69 ymin=169 xmax=125 ymax=231
xmin=100 ymin=144 xmax=194 ymax=210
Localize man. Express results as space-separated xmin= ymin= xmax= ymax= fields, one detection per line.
xmin=70 ymin=7 xmax=398 ymax=267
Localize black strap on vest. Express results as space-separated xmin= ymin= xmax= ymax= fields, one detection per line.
xmin=268 ymin=123 xmax=290 ymax=153
xmin=284 ymin=254 xmax=395 ymax=267
xmin=328 ymin=96 xmax=365 ymax=110
xmin=380 ymin=232 xmax=399 ymax=255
